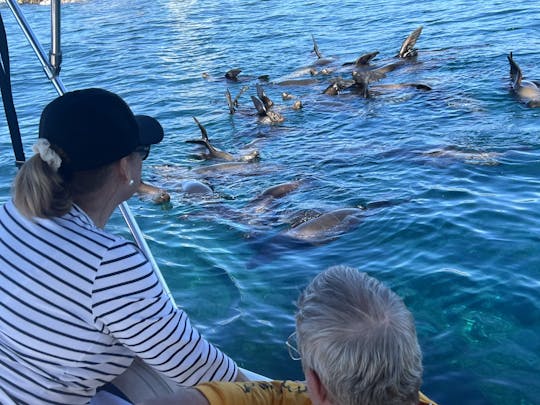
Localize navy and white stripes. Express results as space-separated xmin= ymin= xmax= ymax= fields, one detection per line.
xmin=0 ymin=200 xmax=237 ymax=404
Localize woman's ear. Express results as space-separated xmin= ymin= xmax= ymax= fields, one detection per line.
xmin=305 ymin=368 xmax=330 ymax=405
xmin=117 ymin=155 xmax=132 ymax=183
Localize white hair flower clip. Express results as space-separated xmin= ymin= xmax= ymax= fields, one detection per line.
xmin=32 ymin=138 xmax=62 ymax=172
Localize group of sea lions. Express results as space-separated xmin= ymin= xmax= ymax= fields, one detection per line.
xmin=216 ymin=26 xmax=539 ymax=109
xmin=209 ymin=25 xmax=432 ymax=126
xmin=136 ymin=26 xmax=539 ymax=245
xmin=317 ymin=26 xmax=432 ymax=97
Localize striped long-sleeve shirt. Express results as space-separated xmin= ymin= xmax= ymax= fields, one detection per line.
xmin=0 ymin=200 xmax=237 ymax=404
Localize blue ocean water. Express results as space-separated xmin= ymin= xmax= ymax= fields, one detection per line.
xmin=1 ymin=0 xmax=539 ymax=403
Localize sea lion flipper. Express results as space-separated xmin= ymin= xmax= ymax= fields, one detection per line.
xmin=323 ymin=82 xmax=339 ymax=95
xmin=256 ymin=83 xmax=274 ymax=110
xmin=187 ymin=117 xmax=212 ymax=151
xmin=251 ymin=95 xmax=267 ymax=116
xmin=190 ymin=117 xmax=236 ymax=160
xmin=354 ymin=68 xmax=386 ymax=84
xmin=379 ymin=83 xmax=432 ymax=91
xmin=225 ymin=89 xmax=236 ymax=114
xmin=355 ymin=51 xmax=379 ymax=66
xmin=185 ymin=138 xmax=209 ymax=146
xmin=192 ymin=116 xmax=209 ymax=141
xmin=225 ymin=68 xmax=242 ymax=81
xmin=507 ymin=52 xmax=522 ymax=88
xmin=370 ymin=69 xmax=388 ymax=82
xmin=413 ymin=83 xmax=432 ymax=91
xmin=256 ymin=83 xmax=265 ymax=101
xmin=234 ymin=85 xmax=249 ymax=107
xmin=398 ymin=26 xmax=423 ymax=58
xmin=311 ymin=34 xmax=323 ymax=59
xmin=375 ymin=61 xmax=404 ymax=75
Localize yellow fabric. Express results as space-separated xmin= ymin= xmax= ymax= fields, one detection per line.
xmin=419 ymin=390 xmax=438 ymax=405
xmin=196 ymin=380 xmax=438 ymax=405
xmin=196 ymin=380 xmax=310 ymax=405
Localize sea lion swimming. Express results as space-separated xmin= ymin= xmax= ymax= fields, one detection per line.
xmin=339 ymin=27 xmax=422 ymax=75
xmin=137 ymin=181 xmax=171 ymax=204
xmin=251 ymin=86 xmax=285 ymax=124
xmin=322 ymin=27 xmax=426 ymax=97
xmin=224 ymin=69 xmax=269 ymax=83
xmin=192 ymin=161 xmax=261 ymax=176
xmin=282 ymin=92 xmax=295 ymax=100
xmin=292 ymin=100 xmax=303 ymax=110
xmin=507 ymin=52 xmax=540 ymax=108
xmin=351 ymin=69 xmax=431 ymax=97
xmin=283 ymin=208 xmax=364 ymax=243
xmin=247 ymin=180 xmax=303 ymax=213
xmin=282 ymin=208 xmax=324 ymax=228
xmin=322 ymin=76 xmax=354 ymax=95
xmin=181 ymin=179 xmax=213 ymax=195
xmin=310 ymin=34 xmax=335 ymax=66
xmin=186 ymin=117 xmax=260 ymax=162
xmin=276 ymin=77 xmax=320 ymax=87
xmin=225 ymin=68 xmax=242 ymax=81
xmin=351 ymin=70 xmax=387 ymax=97
xmin=280 ymin=92 xmax=302 ymax=109
xmin=309 ymin=67 xmax=333 ymax=76
xmin=423 ymin=145 xmax=501 ymax=165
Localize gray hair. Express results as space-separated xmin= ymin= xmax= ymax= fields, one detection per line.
xmin=12 ymin=154 xmax=115 ymax=219
xmin=296 ymin=265 xmax=423 ymax=405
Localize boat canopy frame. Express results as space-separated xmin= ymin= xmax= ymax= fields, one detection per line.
xmin=2 ymin=0 xmax=177 ymax=307
xmin=1 ymin=0 xmax=266 ymax=382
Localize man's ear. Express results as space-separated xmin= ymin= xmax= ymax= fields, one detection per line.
xmin=305 ymin=368 xmax=329 ymax=404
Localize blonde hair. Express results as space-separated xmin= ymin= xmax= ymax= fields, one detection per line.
xmin=12 ymin=154 xmax=71 ymax=218
xmin=12 ymin=154 xmax=116 ymax=219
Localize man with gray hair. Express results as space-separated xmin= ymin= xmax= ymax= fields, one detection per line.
xmin=141 ymin=265 xmax=436 ymax=405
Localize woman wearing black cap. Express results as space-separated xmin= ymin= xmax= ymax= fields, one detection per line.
xmin=0 ymin=88 xmax=244 ymax=405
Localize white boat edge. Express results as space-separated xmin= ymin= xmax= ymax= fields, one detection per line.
xmin=111 ymin=357 xmax=270 ymax=403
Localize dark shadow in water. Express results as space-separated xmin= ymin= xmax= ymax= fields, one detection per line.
xmin=427 ymin=370 xmax=494 ymax=405
xmin=179 ymin=265 xmax=242 ymax=326
xmin=244 ymin=231 xmax=317 ymax=270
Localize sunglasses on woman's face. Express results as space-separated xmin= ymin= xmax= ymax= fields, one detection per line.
xmin=135 ymin=145 xmax=150 ymax=160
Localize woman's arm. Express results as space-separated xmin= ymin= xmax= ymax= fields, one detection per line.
xmin=93 ymin=242 xmax=238 ymax=385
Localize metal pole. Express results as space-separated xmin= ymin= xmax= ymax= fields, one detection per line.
xmin=119 ymin=203 xmax=176 ymax=304
xmin=4 ymin=0 xmax=176 ymax=307
xmin=49 ymin=0 xmax=62 ymax=76
xmin=4 ymin=0 xmax=64 ymax=94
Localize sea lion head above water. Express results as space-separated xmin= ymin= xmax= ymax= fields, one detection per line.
xmin=265 ymin=110 xmax=285 ymax=124
xmin=137 ymin=181 xmax=171 ymax=204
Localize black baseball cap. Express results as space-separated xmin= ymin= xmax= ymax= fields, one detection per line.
xmin=39 ymin=88 xmax=164 ymax=172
